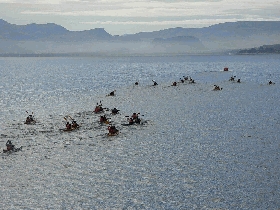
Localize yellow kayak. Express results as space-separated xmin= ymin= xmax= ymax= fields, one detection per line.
xmin=107 ymin=131 xmax=119 ymax=136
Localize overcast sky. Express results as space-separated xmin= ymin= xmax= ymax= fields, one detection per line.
xmin=0 ymin=0 xmax=279 ymax=35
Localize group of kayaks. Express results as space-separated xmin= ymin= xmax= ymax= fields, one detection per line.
xmin=21 ymin=102 xmax=144 ymax=137
xmin=94 ymin=102 xmax=144 ymax=136
xmin=3 ymin=79 xmax=190 ymax=153
xmin=2 ymin=112 xmax=35 ymax=153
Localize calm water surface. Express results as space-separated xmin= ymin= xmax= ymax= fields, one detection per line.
xmin=0 ymin=55 xmax=280 ymax=209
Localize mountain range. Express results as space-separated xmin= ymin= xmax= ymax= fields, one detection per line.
xmin=1 ymin=19 xmax=280 ymax=56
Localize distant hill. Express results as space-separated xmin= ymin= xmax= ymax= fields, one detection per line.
xmin=237 ymin=44 xmax=280 ymax=54
xmin=123 ymin=21 xmax=280 ymax=39
xmin=1 ymin=20 xmax=280 ymax=56
xmin=0 ymin=19 xmax=112 ymax=41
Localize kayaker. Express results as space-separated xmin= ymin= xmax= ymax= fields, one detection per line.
xmin=29 ymin=115 xmax=34 ymax=121
xmin=25 ymin=116 xmax=31 ymax=124
xmin=134 ymin=117 xmax=141 ymax=124
xmin=108 ymin=125 xmax=118 ymax=135
xmin=109 ymin=90 xmax=115 ymax=96
xmin=128 ymin=118 xmax=134 ymax=125
xmin=135 ymin=82 xmax=139 ymax=85
xmin=6 ymin=140 xmax=15 ymax=151
xmin=100 ymin=115 xmax=108 ymax=123
xmin=111 ymin=108 xmax=119 ymax=115
xmin=152 ymin=80 xmax=158 ymax=86
xmin=94 ymin=104 xmax=103 ymax=113
xmin=72 ymin=120 xmax=79 ymax=129
xmin=131 ymin=113 xmax=138 ymax=120
xmin=172 ymin=82 xmax=177 ymax=86
xmin=66 ymin=122 xmax=72 ymax=130
xmin=213 ymin=85 xmax=222 ymax=90
xmin=184 ymin=76 xmax=189 ymax=81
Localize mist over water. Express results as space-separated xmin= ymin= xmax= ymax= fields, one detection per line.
xmin=1 ymin=55 xmax=280 ymax=209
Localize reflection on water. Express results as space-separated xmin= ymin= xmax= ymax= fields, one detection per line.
xmin=0 ymin=55 xmax=280 ymax=209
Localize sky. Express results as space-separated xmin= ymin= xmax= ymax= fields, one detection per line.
xmin=0 ymin=0 xmax=280 ymax=35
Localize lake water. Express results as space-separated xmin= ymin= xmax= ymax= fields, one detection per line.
xmin=0 ymin=55 xmax=280 ymax=209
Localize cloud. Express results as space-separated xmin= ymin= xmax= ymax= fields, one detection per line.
xmin=1 ymin=0 xmax=280 ymax=34
xmin=3 ymin=0 xmax=280 ymax=18
xmin=79 ymin=19 xmax=235 ymax=26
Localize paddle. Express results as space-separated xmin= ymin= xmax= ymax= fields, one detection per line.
xmin=63 ymin=117 xmax=68 ymax=125
xmin=26 ymin=111 xmax=34 ymax=116
xmin=125 ymin=113 xmax=144 ymax=118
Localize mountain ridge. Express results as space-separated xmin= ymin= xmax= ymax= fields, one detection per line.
xmin=1 ymin=19 xmax=280 ymax=55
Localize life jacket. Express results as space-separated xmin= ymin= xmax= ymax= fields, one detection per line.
xmin=72 ymin=121 xmax=79 ymax=128
xmin=95 ymin=106 xmax=103 ymax=113
xmin=135 ymin=117 xmax=141 ymax=124
xmin=66 ymin=122 xmax=71 ymax=129
xmin=7 ymin=145 xmax=13 ymax=151
xmin=131 ymin=113 xmax=138 ymax=119
xmin=25 ymin=117 xmax=31 ymax=123
xmin=108 ymin=126 xmax=118 ymax=134
xmin=128 ymin=118 xmax=134 ymax=125
xmin=100 ymin=116 xmax=107 ymax=123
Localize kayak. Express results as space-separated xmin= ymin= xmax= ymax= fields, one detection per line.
xmin=121 ymin=123 xmax=135 ymax=126
xmin=3 ymin=146 xmax=22 ymax=153
xmin=100 ymin=120 xmax=110 ymax=124
xmin=121 ymin=121 xmax=142 ymax=126
xmin=108 ymin=132 xmax=119 ymax=136
xmin=61 ymin=127 xmax=79 ymax=132
xmin=121 ymin=123 xmax=131 ymax=126
xmin=24 ymin=120 xmax=36 ymax=125
xmin=94 ymin=110 xmax=104 ymax=114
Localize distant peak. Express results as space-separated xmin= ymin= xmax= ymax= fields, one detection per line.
xmin=0 ymin=19 xmax=9 ymax=25
xmin=87 ymin=28 xmax=112 ymax=36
